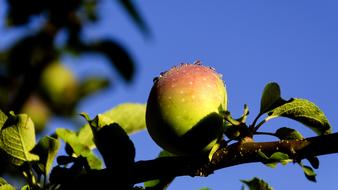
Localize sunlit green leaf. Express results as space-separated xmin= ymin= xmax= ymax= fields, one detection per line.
xmin=78 ymin=124 xmax=95 ymax=149
xmin=0 ymin=177 xmax=15 ymax=190
xmin=241 ymin=177 xmax=274 ymax=190
xmin=102 ymin=103 xmax=146 ymax=134
xmin=30 ymin=136 xmax=60 ymax=176
xmin=260 ymin=82 xmax=286 ymax=114
xmin=275 ymin=127 xmax=304 ymax=140
xmin=0 ymin=110 xmax=7 ymax=129
xmin=55 ymin=127 xmax=102 ymax=169
xmin=20 ymin=184 xmax=30 ymax=190
xmin=56 ymin=128 xmax=91 ymax=157
xmin=267 ymin=98 xmax=332 ymax=135
xmin=0 ymin=113 xmax=39 ymax=166
xmin=257 ymin=151 xmax=292 ymax=168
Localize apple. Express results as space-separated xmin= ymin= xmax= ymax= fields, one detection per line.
xmin=146 ymin=62 xmax=227 ymax=155
xmin=21 ymin=95 xmax=51 ymax=133
xmin=40 ymin=62 xmax=78 ymax=113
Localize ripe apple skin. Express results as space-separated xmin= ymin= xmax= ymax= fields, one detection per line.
xmin=146 ymin=63 xmax=227 ymax=155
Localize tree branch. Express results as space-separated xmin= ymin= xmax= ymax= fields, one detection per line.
xmin=131 ymin=132 xmax=338 ymax=184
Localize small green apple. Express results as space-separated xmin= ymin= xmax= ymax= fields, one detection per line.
xmin=146 ymin=63 xmax=227 ymax=155
xmin=40 ymin=62 xmax=78 ymax=113
xmin=21 ymin=95 xmax=51 ymax=133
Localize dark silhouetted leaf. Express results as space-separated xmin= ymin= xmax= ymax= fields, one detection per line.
xmin=0 ymin=113 xmax=39 ymax=166
xmin=90 ymin=40 xmax=135 ymax=82
xmin=30 ymin=136 xmax=60 ymax=176
xmin=6 ymin=0 xmax=46 ymax=25
xmin=241 ymin=177 xmax=274 ymax=190
xmin=307 ymin=156 xmax=319 ymax=169
xmin=117 ymin=0 xmax=150 ymax=36
xmin=275 ymin=127 xmax=304 ymax=140
xmin=83 ymin=113 xmax=135 ymax=169
xmin=267 ymin=98 xmax=332 ymax=135
xmin=260 ymin=82 xmax=286 ymax=114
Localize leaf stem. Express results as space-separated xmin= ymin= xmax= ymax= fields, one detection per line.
xmin=254 ymin=131 xmax=278 ymax=137
xmin=254 ymin=117 xmax=271 ymax=132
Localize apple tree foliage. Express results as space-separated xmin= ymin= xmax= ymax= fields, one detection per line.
xmin=0 ymin=1 xmax=336 ymax=190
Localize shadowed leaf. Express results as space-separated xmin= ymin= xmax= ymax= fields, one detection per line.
xmin=275 ymin=127 xmax=304 ymax=140
xmin=90 ymin=40 xmax=135 ymax=82
xmin=30 ymin=136 xmax=60 ymax=176
xmin=260 ymin=82 xmax=286 ymax=114
xmin=241 ymin=177 xmax=274 ymax=190
xmin=307 ymin=156 xmax=319 ymax=169
xmin=117 ymin=0 xmax=150 ymax=36
xmin=84 ymin=114 xmax=135 ymax=170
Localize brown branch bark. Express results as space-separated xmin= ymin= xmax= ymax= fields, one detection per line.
xmin=131 ymin=132 xmax=338 ymax=184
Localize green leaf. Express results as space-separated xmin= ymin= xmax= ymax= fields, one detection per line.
xmin=102 ymin=103 xmax=147 ymax=134
xmin=0 ymin=110 xmax=7 ymax=129
xmin=91 ymin=122 xmax=135 ymax=170
xmin=260 ymin=82 xmax=286 ymax=114
xmin=275 ymin=127 xmax=304 ymax=140
xmin=0 ymin=113 xmax=39 ymax=166
xmin=117 ymin=0 xmax=150 ymax=36
xmin=257 ymin=151 xmax=292 ymax=168
xmin=78 ymin=124 xmax=96 ymax=149
xmin=20 ymin=185 xmax=30 ymax=190
xmin=301 ymin=165 xmax=317 ymax=182
xmin=89 ymin=40 xmax=135 ymax=81
xmin=30 ymin=136 xmax=60 ymax=176
xmin=56 ymin=128 xmax=91 ymax=157
xmin=307 ymin=156 xmax=319 ymax=169
xmin=79 ymin=77 xmax=110 ymax=98
xmin=0 ymin=177 xmax=16 ymax=190
xmin=267 ymin=98 xmax=332 ymax=135
xmin=144 ymin=179 xmax=160 ymax=188
xmin=55 ymin=127 xmax=102 ymax=169
xmin=241 ymin=177 xmax=274 ymax=190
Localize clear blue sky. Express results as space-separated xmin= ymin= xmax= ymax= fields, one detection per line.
xmin=1 ymin=1 xmax=338 ymax=189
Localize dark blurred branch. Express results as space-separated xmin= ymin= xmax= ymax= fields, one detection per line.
xmin=131 ymin=132 xmax=338 ymax=184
